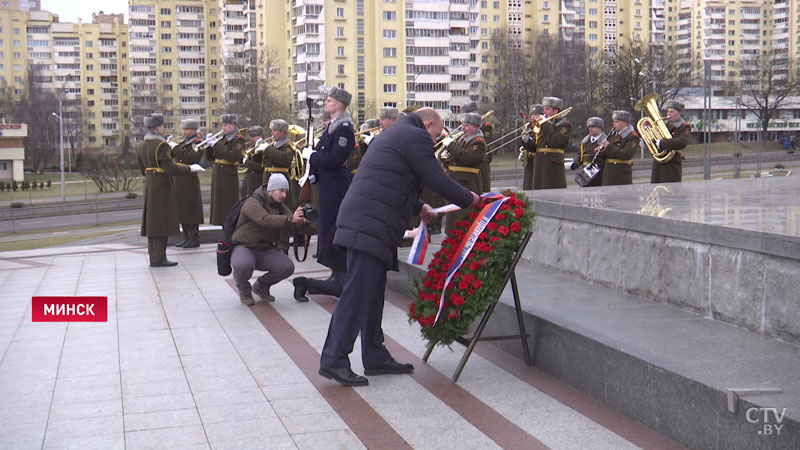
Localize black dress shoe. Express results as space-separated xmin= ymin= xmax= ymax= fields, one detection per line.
xmin=150 ymin=260 xmax=178 ymax=267
xmin=364 ymin=358 xmax=414 ymax=375
xmin=174 ymin=240 xmax=187 ymax=247
xmin=293 ymin=277 xmax=309 ymax=302
xmin=181 ymin=241 xmax=200 ymax=248
xmin=318 ymin=367 xmax=368 ymax=386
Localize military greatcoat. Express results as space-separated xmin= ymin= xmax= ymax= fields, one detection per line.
xmin=171 ymin=133 xmax=204 ymax=225
xmin=206 ymin=132 xmax=245 ymax=225
xmin=137 ymin=136 xmax=191 ymax=237
xmin=262 ymin=138 xmax=299 ymax=212
xmin=532 ymin=118 xmax=571 ymax=189
xmin=650 ymin=119 xmax=690 ymax=183
xmin=602 ymin=125 xmax=639 ymax=186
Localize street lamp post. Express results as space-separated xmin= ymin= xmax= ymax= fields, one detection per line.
xmin=51 ymin=100 xmax=65 ymax=202
xmin=702 ymin=59 xmax=711 ymax=180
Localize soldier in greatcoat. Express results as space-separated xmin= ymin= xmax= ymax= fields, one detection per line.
xmin=650 ymin=100 xmax=690 ymax=183
xmin=206 ymin=114 xmax=245 ymax=225
xmin=572 ymin=116 xmax=608 ymax=187
xmin=261 ymin=119 xmax=299 ymax=213
xmin=171 ymin=119 xmax=205 ymax=248
xmin=601 ymin=110 xmax=639 ymax=186
xmin=531 ymin=96 xmax=571 ymax=189
xmin=520 ymin=104 xmax=543 ymax=190
xmin=349 ymin=118 xmax=378 ymax=176
xmin=242 ymin=125 xmax=266 ymax=197
xmin=442 ymin=112 xmax=486 ymax=233
xmin=461 ymin=101 xmax=493 ymax=193
xmin=136 ymin=113 xmax=204 ymax=266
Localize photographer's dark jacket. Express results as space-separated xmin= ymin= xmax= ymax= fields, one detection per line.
xmin=231 ymin=187 xmax=295 ymax=250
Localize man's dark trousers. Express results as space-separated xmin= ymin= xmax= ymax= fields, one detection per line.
xmin=320 ymin=248 xmax=392 ymax=369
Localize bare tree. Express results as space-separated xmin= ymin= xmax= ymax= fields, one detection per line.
xmin=223 ymin=47 xmax=292 ymax=128
xmin=609 ymin=42 xmax=691 ymax=112
xmin=734 ymin=52 xmax=800 ymax=139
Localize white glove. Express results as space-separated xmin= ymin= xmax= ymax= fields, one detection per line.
xmin=301 ymin=146 xmax=315 ymax=160
xmin=521 ymin=132 xmax=530 ymax=144
xmin=440 ymin=136 xmax=454 ymax=148
xmin=364 ymin=134 xmax=374 ymax=145
xmin=189 ymin=164 xmax=205 ymax=173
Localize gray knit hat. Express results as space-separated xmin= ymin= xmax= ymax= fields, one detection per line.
xmin=144 ymin=113 xmax=164 ymax=129
xmin=247 ymin=125 xmax=265 ymax=137
xmin=327 ymin=86 xmax=352 ymax=106
xmin=462 ymin=112 xmax=482 ymax=127
xmin=542 ymin=97 xmax=563 ymax=110
xmin=529 ymin=104 xmax=543 ymax=115
xmin=266 ymin=173 xmax=289 ymax=192
xmin=612 ymin=110 xmax=632 ymax=123
xmin=180 ymin=118 xmax=199 ymax=130
xmin=665 ymin=100 xmax=685 ymax=113
xmin=586 ymin=117 xmax=604 ymax=129
xmin=460 ymin=101 xmax=479 ymax=114
xmin=379 ymin=107 xmax=399 ymax=119
xmin=220 ymin=113 xmax=238 ymax=125
xmin=269 ymin=119 xmax=289 ymax=133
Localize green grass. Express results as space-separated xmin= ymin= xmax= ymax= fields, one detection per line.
xmin=0 ymin=230 xmax=123 ymax=252
xmin=0 ymin=220 xmax=139 ymax=238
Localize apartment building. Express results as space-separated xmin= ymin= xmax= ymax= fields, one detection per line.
xmin=0 ymin=7 xmax=130 ymax=149
xmin=128 ymin=0 xmax=222 ymax=140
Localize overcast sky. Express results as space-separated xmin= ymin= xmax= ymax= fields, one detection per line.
xmin=41 ymin=0 xmax=128 ymax=23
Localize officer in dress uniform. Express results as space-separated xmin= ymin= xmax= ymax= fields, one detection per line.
xmin=349 ymin=118 xmax=378 ymax=176
xmin=241 ymin=125 xmax=266 ymax=197
xmin=171 ymin=119 xmax=205 ymax=248
xmin=206 ymin=114 xmax=245 ymax=225
xmin=520 ymin=104 xmax=543 ymax=190
xmin=572 ymin=117 xmax=607 ymax=187
xmin=600 ymin=110 xmax=639 ymax=186
xmin=136 ymin=113 xmax=204 ymax=266
xmin=443 ymin=112 xmax=486 ymax=232
xmin=261 ymin=119 xmax=298 ymax=213
xmin=531 ymin=96 xmax=571 ymax=189
xmin=651 ymin=100 xmax=690 ymax=183
xmin=461 ymin=101 xmax=493 ymax=193
xmin=293 ymin=87 xmax=355 ymax=302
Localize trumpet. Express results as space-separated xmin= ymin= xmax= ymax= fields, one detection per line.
xmin=355 ymin=126 xmax=381 ymax=142
xmin=435 ymin=110 xmax=494 ymax=161
xmin=195 ymin=130 xmax=225 ymax=152
xmin=239 ymin=137 xmax=275 ymax=174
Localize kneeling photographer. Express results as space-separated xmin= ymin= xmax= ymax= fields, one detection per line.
xmin=231 ymin=174 xmax=308 ymax=305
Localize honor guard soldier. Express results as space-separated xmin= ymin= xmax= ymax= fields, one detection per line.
xmin=532 ymin=96 xmax=571 ymax=189
xmin=600 ymin=110 xmax=639 ymax=186
xmin=293 ymin=87 xmax=355 ymax=302
xmin=442 ymin=112 xmax=486 ymax=232
xmin=136 ymin=113 xmax=204 ymax=266
xmin=573 ymin=117 xmax=607 ymax=187
xmin=520 ymin=104 xmax=543 ymax=190
xmin=461 ymin=101 xmax=493 ymax=192
xmin=349 ymin=118 xmax=378 ymax=176
xmin=206 ymin=114 xmax=245 ymax=225
xmin=651 ymin=100 xmax=690 ymax=183
xmin=262 ymin=119 xmax=298 ymax=212
xmin=171 ymin=119 xmax=205 ymax=248
xmin=242 ymin=125 xmax=266 ymax=197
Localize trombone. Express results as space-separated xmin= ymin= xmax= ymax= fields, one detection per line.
xmin=531 ymin=106 xmax=572 ymax=135
xmin=435 ymin=110 xmax=494 ymax=161
xmin=239 ymin=136 xmax=274 ymax=174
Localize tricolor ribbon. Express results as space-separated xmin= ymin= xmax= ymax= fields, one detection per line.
xmin=406 ymin=192 xmax=506 ymax=266
xmin=433 ymin=194 xmax=510 ymax=325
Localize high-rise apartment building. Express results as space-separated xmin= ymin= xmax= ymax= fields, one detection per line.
xmin=0 ymin=7 xmax=129 ymax=148
xmin=128 ymin=0 xmax=223 ymax=140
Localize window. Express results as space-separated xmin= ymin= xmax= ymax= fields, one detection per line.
xmin=161 ymin=8 xmax=171 ymax=15
xmin=162 ymin=33 xmax=171 ymax=40
xmin=383 ymin=30 xmax=396 ymax=39
xmin=383 ymin=84 xmax=397 ymax=93
xmin=384 ymin=65 xmax=396 ymax=75
xmin=383 ymin=11 xmax=396 ymax=21
xmin=336 ymin=27 xmax=344 ymax=38
xmin=337 ymin=46 xmax=345 ymax=56
xmin=383 ymin=47 xmax=396 ymax=57
xmin=336 ymin=8 xmax=344 ymax=18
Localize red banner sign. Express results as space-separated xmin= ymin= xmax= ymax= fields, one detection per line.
xmin=0 ymin=124 xmax=23 ymax=129
xmin=31 ymin=296 xmax=108 ymax=322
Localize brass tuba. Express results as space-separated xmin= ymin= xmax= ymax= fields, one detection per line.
xmin=635 ymin=93 xmax=676 ymax=163
xmin=287 ymin=124 xmax=307 ymax=181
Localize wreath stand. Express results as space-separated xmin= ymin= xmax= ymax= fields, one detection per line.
xmin=422 ymin=231 xmax=533 ymax=382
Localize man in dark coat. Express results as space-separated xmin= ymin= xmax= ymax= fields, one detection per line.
xmin=136 ymin=113 xmax=204 ymax=266
xmin=292 ymin=87 xmax=354 ymax=301
xmin=318 ymin=107 xmax=480 ymax=387
xmin=651 ymin=100 xmax=690 ymax=183
xmin=601 ymin=110 xmax=639 ymax=186
xmin=206 ymin=114 xmax=245 ymax=225
xmin=572 ymin=116 xmax=607 ymax=187
xmin=241 ymin=125 xmax=266 ymax=197
xmin=520 ymin=104 xmax=542 ymax=190
xmin=171 ymin=119 xmax=205 ymax=248
xmin=532 ymin=96 xmax=571 ymax=189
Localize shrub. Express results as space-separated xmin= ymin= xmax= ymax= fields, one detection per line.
xmin=125 ymin=192 xmax=138 ymax=199
xmin=39 ymin=181 xmax=45 ymax=190
xmin=775 ymin=163 xmax=786 ymax=169
xmin=10 ymin=202 xmax=24 ymax=208
xmin=47 ymin=180 xmax=52 ymax=189
xmin=0 ymin=182 xmax=5 ymax=192
xmin=21 ymin=180 xmax=29 ymax=191
xmin=12 ymin=181 xmax=18 ymax=192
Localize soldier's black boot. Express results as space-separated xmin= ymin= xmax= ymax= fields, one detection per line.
xmin=174 ymin=229 xmax=188 ymax=247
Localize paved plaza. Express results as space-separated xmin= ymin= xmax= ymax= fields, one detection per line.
xmin=0 ymin=242 xmax=682 ymax=449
